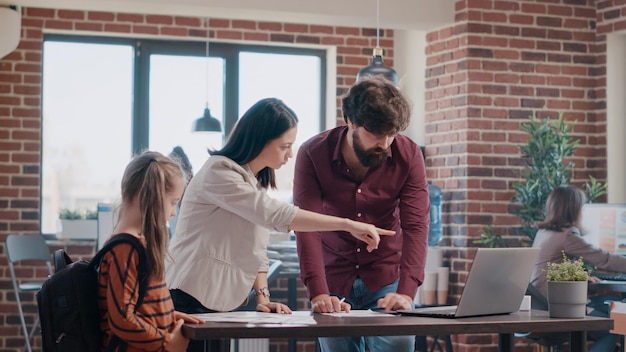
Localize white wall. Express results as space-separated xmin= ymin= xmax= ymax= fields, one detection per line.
xmin=394 ymin=29 xmax=427 ymax=146
xmin=606 ymin=33 xmax=626 ymax=203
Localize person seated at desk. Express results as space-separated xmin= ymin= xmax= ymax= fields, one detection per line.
xmin=530 ymin=185 xmax=626 ymax=352
xmin=168 ymin=145 xmax=193 ymax=238
xmin=165 ymin=98 xmax=394 ymax=352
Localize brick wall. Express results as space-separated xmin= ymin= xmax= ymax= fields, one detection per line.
xmin=3 ymin=1 xmax=624 ymax=351
xmin=425 ymin=0 xmax=624 ymax=351
xmin=0 ymin=7 xmax=392 ymax=351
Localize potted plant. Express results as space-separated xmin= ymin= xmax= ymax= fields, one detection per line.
xmin=57 ymin=208 xmax=98 ymax=240
xmin=545 ymin=251 xmax=589 ymax=318
xmin=475 ymin=115 xmax=607 ymax=248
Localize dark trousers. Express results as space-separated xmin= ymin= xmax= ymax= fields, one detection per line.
xmin=170 ymin=289 xmax=231 ymax=352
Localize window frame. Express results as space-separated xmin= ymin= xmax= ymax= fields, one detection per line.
xmin=41 ymin=34 xmax=327 ymax=233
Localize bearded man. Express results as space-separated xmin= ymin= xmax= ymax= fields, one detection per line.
xmin=293 ymin=75 xmax=431 ymax=352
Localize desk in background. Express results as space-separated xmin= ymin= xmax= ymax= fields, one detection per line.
xmin=183 ymin=310 xmax=613 ymax=352
xmin=590 ymin=280 xmax=626 ymax=293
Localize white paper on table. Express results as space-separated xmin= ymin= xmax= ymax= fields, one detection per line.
xmin=322 ymin=309 xmax=398 ymax=317
xmin=193 ymin=311 xmax=316 ymax=325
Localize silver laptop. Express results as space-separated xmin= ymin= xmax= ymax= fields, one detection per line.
xmin=398 ymin=247 xmax=540 ymax=318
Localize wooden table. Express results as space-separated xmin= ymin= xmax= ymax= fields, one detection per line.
xmin=183 ymin=310 xmax=613 ymax=352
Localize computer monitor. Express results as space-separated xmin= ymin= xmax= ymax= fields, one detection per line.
xmin=580 ymin=203 xmax=626 ymax=254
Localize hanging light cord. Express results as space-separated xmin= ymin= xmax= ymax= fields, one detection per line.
xmin=205 ymin=17 xmax=210 ymax=110
xmin=376 ymin=0 xmax=380 ymax=48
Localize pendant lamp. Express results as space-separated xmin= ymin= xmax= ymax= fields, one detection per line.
xmin=193 ymin=17 xmax=222 ymax=132
xmin=356 ymin=0 xmax=399 ymax=86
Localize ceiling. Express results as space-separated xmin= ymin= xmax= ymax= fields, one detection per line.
xmin=7 ymin=0 xmax=455 ymax=31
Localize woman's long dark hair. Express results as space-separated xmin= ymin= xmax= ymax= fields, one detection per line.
xmin=211 ymin=98 xmax=298 ymax=189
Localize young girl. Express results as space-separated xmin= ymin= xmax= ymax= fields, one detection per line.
xmin=97 ymin=151 xmax=203 ymax=352
xmin=531 ymin=185 xmax=626 ymax=352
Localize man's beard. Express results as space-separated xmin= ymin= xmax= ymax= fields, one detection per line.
xmin=352 ymin=129 xmax=388 ymax=168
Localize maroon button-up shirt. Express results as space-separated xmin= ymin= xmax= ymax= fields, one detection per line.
xmin=294 ymin=126 xmax=430 ymax=300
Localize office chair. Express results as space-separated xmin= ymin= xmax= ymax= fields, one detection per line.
xmin=6 ymin=234 xmax=53 ymax=352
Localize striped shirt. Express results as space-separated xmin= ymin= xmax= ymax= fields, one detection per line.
xmin=97 ymin=242 xmax=176 ymax=352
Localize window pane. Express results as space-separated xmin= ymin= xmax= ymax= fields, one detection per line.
xmin=239 ymin=52 xmax=322 ymax=202
xmin=41 ymin=42 xmax=133 ymax=234
xmin=149 ymin=55 xmax=225 ymax=173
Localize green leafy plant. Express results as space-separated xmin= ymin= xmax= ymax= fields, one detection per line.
xmin=59 ymin=208 xmax=97 ymax=220
xmin=474 ymin=115 xmax=607 ymax=248
xmin=545 ymin=251 xmax=589 ymax=282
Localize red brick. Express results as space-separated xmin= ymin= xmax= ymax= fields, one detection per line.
xmin=243 ymin=32 xmax=269 ymax=42
xmin=118 ymin=13 xmax=145 ymax=23
xmin=25 ymin=8 xmax=55 ymax=18
xmin=75 ymin=22 xmax=103 ymax=31
xmin=133 ymin=25 xmax=159 ymax=35
xmin=310 ymin=25 xmax=333 ymax=34
xmin=104 ymin=23 xmax=132 ymax=33
xmin=146 ymin=15 xmax=173 ymax=25
xmin=217 ymin=30 xmax=243 ymax=40
xmin=258 ymin=22 xmax=282 ymax=31
xmin=45 ymin=20 xmax=73 ymax=30
xmin=232 ymin=20 xmax=256 ymax=30
xmin=58 ymin=10 xmax=84 ymax=20
xmin=174 ymin=16 xmax=201 ymax=27
xmin=88 ymin=11 xmax=115 ymax=21
xmin=285 ymin=23 xmax=308 ymax=33
xmin=161 ymin=27 xmax=188 ymax=36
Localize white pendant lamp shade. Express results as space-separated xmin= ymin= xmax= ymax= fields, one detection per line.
xmin=0 ymin=6 xmax=21 ymax=59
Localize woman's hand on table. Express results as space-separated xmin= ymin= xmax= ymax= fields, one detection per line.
xmin=256 ymin=301 xmax=293 ymax=314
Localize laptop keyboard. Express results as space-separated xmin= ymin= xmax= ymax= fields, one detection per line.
xmin=595 ymin=272 xmax=626 ymax=281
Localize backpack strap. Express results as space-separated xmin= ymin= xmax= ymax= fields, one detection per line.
xmin=53 ymin=249 xmax=73 ymax=272
xmin=90 ymin=233 xmax=149 ymax=308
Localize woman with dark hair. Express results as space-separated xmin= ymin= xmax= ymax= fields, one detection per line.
xmin=165 ymin=98 xmax=393 ymax=322
xmin=530 ymin=185 xmax=626 ymax=352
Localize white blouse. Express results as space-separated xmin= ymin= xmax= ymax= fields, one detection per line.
xmin=165 ymin=155 xmax=298 ymax=312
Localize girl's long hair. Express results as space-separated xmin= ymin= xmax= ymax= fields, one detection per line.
xmin=120 ymin=151 xmax=183 ymax=279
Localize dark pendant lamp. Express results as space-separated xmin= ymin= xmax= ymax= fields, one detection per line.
xmin=356 ymin=0 xmax=399 ymax=86
xmin=193 ymin=17 xmax=222 ymax=132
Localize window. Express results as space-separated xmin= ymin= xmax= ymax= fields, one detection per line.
xmin=41 ymin=35 xmax=326 ymax=235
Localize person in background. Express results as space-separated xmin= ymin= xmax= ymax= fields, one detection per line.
xmin=293 ymin=76 xmax=430 ymax=352
xmin=168 ymin=146 xmax=193 ymax=237
xmin=531 ymin=185 xmax=626 ymax=352
xmin=165 ymin=98 xmax=395 ymax=352
xmin=97 ymin=151 xmax=203 ymax=352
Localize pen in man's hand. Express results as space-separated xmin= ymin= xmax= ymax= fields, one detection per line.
xmin=333 ymin=297 xmax=346 ymax=313
xmin=311 ymin=296 xmax=346 ymax=313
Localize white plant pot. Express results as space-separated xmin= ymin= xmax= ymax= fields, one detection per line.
xmin=547 ymin=281 xmax=588 ymax=318
xmin=57 ymin=219 xmax=98 ymax=240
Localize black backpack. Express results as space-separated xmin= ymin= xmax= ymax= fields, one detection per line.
xmin=36 ymin=233 xmax=148 ymax=352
